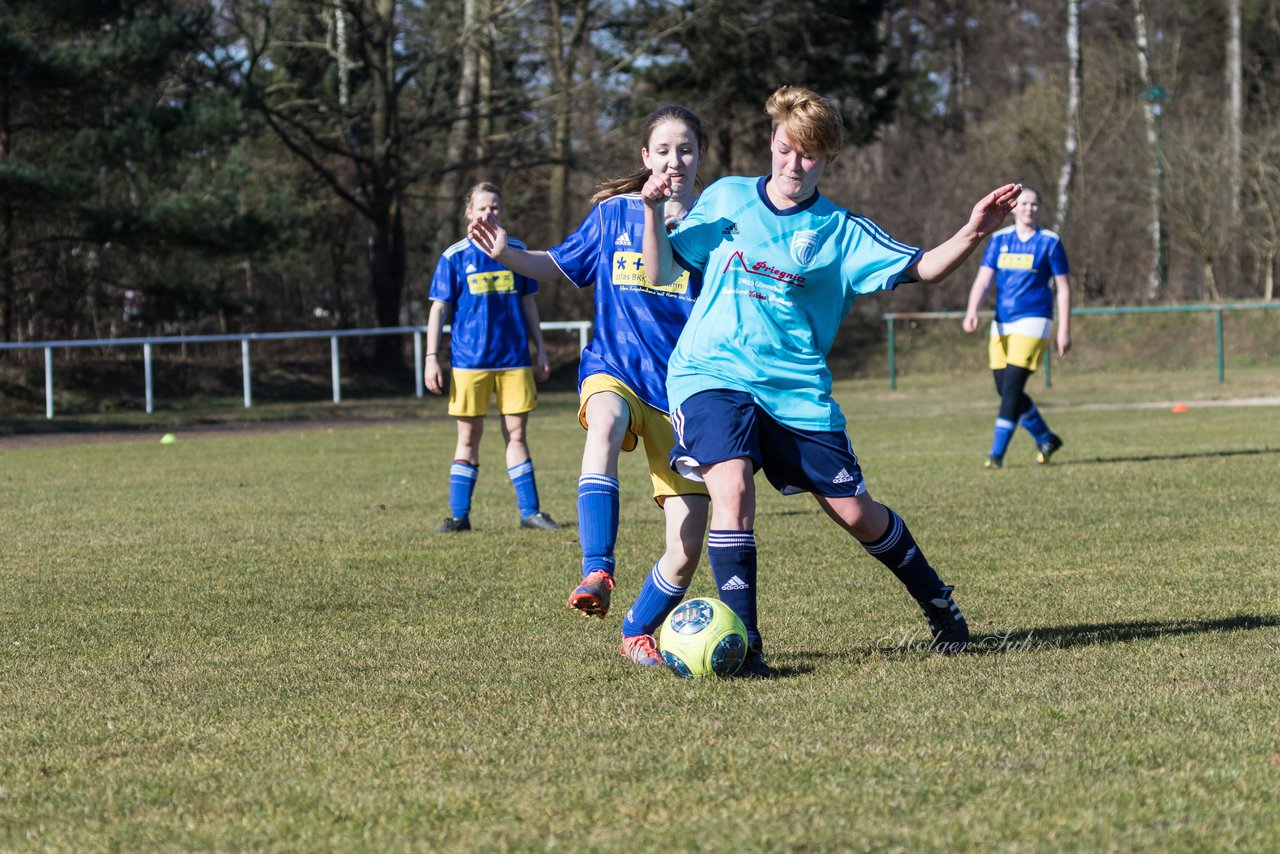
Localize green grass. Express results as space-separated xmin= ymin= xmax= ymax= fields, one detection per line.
xmin=2 ymin=374 xmax=1278 ymax=850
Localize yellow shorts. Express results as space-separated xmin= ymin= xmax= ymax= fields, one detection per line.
xmin=578 ymin=373 xmax=709 ymax=504
xmin=449 ymin=367 xmax=536 ymax=417
xmin=988 ymin=317 xmax=1051 ymax=372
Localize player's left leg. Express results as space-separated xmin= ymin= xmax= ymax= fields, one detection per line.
xmin=620 ymin=493 xmax=708 ymax=667
xmin=817 ymin=491 xmax=970 ymax=654
xmin=496 ymin=368 xmax=559 ymax=529
xmin=619 ymin=411 xmax=709 ymax=666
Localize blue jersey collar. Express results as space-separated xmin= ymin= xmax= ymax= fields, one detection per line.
xmin=756 ymin=175 xmax=822 ymax=216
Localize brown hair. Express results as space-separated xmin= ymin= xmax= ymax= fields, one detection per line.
xmin=589 ymin=105 xmax=708 ymax=205
xmin=765 ymin=86 xmax=843 ymax=159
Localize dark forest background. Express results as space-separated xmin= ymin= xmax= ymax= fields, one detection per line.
xmin=3 ymin=0 xmax=1277 ymax=373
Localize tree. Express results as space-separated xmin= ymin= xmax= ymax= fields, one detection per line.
xmin=0 ymin=0 xmax=274 ymax=342
xmin=225 ymin=0 xmax=455 ymax=368
xmin=1054 ymin=0 xmax=1081 ymax=232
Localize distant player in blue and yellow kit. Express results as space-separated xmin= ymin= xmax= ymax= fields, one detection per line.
xmin=963 ymin=186 xmax=1072 ymax=468
xmin=469 ymin=106 xmax=712 ymax=668
xmin=643 ymin=86 xmax=1022 ymax=675
xmin=425 ymin=182 xmax=560 ymax=533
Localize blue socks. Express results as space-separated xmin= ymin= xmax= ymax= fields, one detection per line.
xmin=862 ymin=509 xmax=944 ymax=604
xmin=448 ymin=461 xmax=479 ymax=519
xmin=989 ymin=417 xmax=1017 ymax=459
xmin=507 ymin=460 xmax=541 ymax=518
xmin=1018 ymin=404 xmax=1053 ymax=445
xmin=708 ymin=529 xmax=759 ymax=648
xmin=622 ymin=562 xmax=689 ymax=638
xmin=578 ymin=473 xmax=619 ymax=578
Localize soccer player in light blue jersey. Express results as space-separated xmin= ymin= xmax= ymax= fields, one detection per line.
xmin=468 ymin=107 xmax=711 ymax=668
xmin=963 ymin=186 xmax=1072 ymax=468
xmin=642 ymin=86 xmax=1021 ymax=675
xmin=425 ymin=183 xmax=560 ymax=533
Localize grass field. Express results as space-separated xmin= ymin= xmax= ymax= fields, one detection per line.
xmin=2 ymin=369 xmax=1279 ymax=851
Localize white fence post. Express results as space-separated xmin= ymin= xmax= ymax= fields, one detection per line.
xmin=330 ymin=336 xmax=341 ymax=404
xmin=241 ymin=339 xmax=252 ymax=408
xmin=144 ymin=343 xmax=154 ymax=414
xmin=413 ymin=330 xmax=424 ymax=399
xmin=44 ymin=346 xmax=54 ymax=419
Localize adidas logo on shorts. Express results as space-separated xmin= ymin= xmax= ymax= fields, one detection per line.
xmin=720 ymin=575 xmax=749 ymax=591
xmin=832 ymin=468 xmax=855 ymax=484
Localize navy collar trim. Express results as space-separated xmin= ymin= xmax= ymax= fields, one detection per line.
xmin=756 ymin=175 xmax=822 ymax=216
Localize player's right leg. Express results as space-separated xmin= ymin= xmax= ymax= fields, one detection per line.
xmin=439 ymin=370 xmax=492 ymax=532
xmin=569 ymin=382 xmax=631 ymax=618
xmin=438 ymin=415 xmax=483 ymax=533
xmin=671 ymin=390 xmax=769 ymax=677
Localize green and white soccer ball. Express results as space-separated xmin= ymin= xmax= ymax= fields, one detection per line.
xmin=659 ymin=597 xmax=748 ymax=678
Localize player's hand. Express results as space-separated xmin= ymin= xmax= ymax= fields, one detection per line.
xmin=1057 ymin=329 xmax=1072 ymax=359
xmin=962 ymin=313 xmax=979 ymax=334
xmin=424 ymin=356 xmax=444 ymax=394
xmin=534 ymin=349 xmax=551 ymax=382
xmin=467 ymin=213 xmax=508 ymax=259
xmin=640 ymin=173 xmax=672 ymax=209
xmin=969 ymin=183 xmax=1022 ymax=237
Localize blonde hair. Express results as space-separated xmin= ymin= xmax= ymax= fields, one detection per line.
xmin=589 ymin=105 xmax=708 ymax=205
xmin=765 ymin=86 xmax=843 ymax=159
xmin=464 ymin=182 xmax=501 ymax=213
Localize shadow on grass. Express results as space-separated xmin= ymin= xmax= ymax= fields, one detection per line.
xmin=1067 ymin=447 xmax=1279 ymax=466
xmin=853 ymin=613 xmax=1280 ymax=658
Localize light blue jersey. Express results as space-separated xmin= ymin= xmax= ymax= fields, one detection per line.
xmin=667 ymin=176 xmax=922 ymax=431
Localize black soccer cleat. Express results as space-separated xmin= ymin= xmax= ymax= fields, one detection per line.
xmin=919 ymin=585 xmax=970 ymax=654
xmin=436 ymin=516 xmax=472 ymax=533
xmin=734 ymin=645 xmax=773 ymax=679
xmin=519 ymin=511 xmax=562 ymax=530
xmin=1035 ymin=433 xmax=1064 ymax=465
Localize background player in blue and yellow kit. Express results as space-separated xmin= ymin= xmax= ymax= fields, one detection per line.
xmin=469 ymin=107 xmax=712 ymax=668
xmin=425 ymin=182 xmax=560 ymax=533
xmin=642 ymin=86 xmax=1021 ymax=675
xmin=963 ymin=186 xmax=1073 ymax=468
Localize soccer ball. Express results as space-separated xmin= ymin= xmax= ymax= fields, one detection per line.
xmin=659 ymin=597 xmax=748 ymax=678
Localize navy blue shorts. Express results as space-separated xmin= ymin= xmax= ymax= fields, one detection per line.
xmin=669 ymin=389 xmax=867 ymax=498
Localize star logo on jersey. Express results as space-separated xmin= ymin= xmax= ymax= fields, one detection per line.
xmin=614 ymin=232 xmax=632 ymax=246
xmin=722 ymin=222 xmax=739 ymax=236
xmin=790 ymin=229 xmax=821 ymax=267
xmin=832 ymin=468 xmax=855 ymax=484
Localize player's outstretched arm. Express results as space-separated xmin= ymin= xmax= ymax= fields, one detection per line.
xmin=466 ymin=214 xmax=563 ymax=282
xmin=640 ymin=173 xmax=680 ymax=286
xmin=910 ymin=183 xmax=1021 ymax=284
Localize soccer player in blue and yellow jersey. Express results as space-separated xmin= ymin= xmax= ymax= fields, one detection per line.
xmin=963 ymin=186 xmax=1072 ymax=468
xmin=425 ymin=183 xmax=560 ymax=533
xmin=642 ymin=86 xmax=1021 ymax=675
xmin=468 ymin=106 xmax=711 ymax=668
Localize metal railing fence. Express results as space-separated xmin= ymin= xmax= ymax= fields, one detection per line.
xmin=882 ymin=302 xmax=1280 ymax=391
xmin=0 ymin=321 xmax=591 ymax=420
